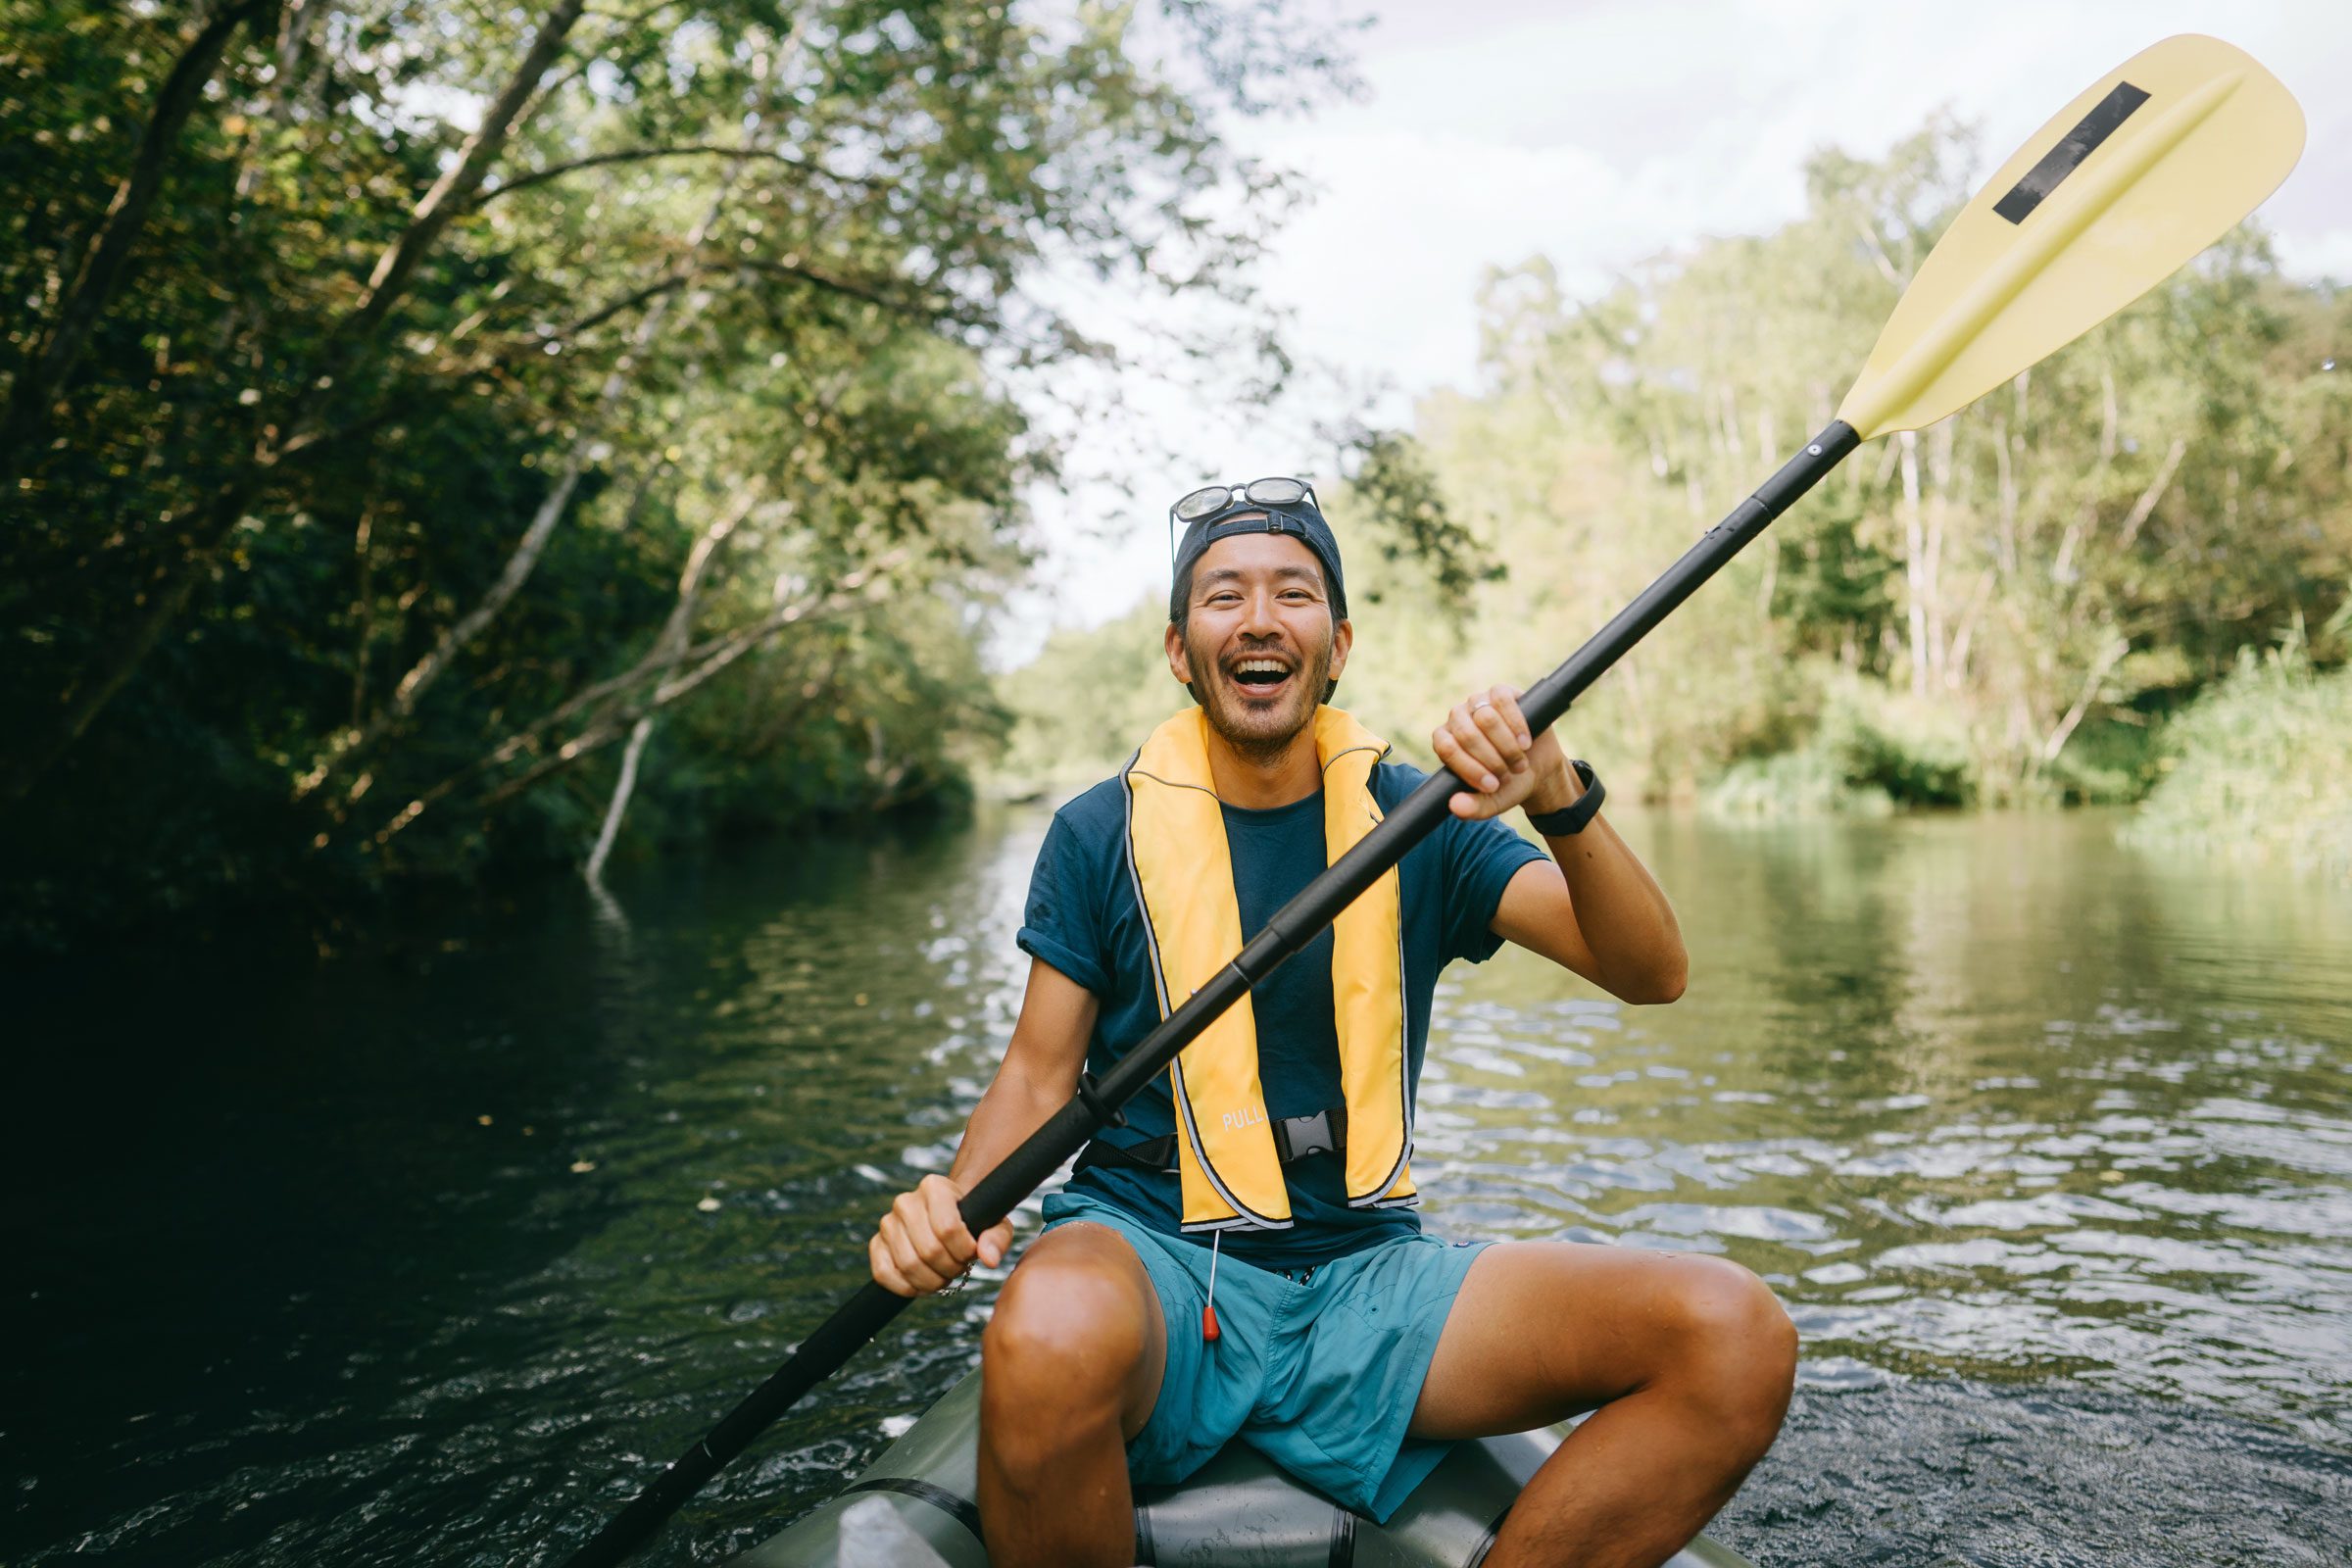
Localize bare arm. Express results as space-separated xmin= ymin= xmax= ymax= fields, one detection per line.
xmin=869 ymin=957 xmax=1100 ymax=1297
xmin=1491 ymin=828 xmax=1686 ymax=1004
xmin=1433 ymin=684 xmax=1688 ymax=1004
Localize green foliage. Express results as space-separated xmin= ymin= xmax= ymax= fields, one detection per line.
xmin=994 ymin=598 xmax=1186 ymax=797
xmin=995 ymin=116 xmax=2350 ymax=858
xmin=2041 ymin=715 xmax=2164 ymax=808
xmin=1836 ymin=686 xmax=1975 ymax=808
xmin=0 ymin=0 xmax=1357 ymax=942
xmin=1412 ymin=120 xmax=2348 ymax=816
xmin=2125 ymin=630 xmax=2352 ymax=881
xmin=1333 ymin=427 xmax=1503 ymax=610
xmin=1703 ymin=747 xmax=1894 ymax=821
xmin=1459 ymin=122 xmax=2349 ymax=803
xmin=1701 ymin=674 xmax=1971 ymax=819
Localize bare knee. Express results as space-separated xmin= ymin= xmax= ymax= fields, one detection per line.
xmin=1657 ymin=1256 xmax=1797 ymax=1455
xmin=982 ymin=1233 xmax=1155 ymax=1458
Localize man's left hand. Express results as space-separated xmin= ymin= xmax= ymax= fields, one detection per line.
xmin=1432 ymin=684 xmax=1580 ymax=821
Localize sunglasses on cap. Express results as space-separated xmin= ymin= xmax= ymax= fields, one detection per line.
xmin=1172 ymin=475 xmax=1320 ymax=523
xmin=1165 ymin=476 xmax=1323 ymax=561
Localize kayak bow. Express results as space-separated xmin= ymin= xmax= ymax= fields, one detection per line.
xmin=729 ymin=1372 xmax=1758 ymax=1568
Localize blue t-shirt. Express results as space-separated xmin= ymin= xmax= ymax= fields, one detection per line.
xmin=1016 ymin=759 xmax=1546 ymax=1267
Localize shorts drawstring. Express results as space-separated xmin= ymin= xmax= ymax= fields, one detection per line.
xmin=1201 ymin=1230 xmax=1222 ymax=1345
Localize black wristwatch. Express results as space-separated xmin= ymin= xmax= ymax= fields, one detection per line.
xmin=1525 ymin=760 xmax=1604 ymax=836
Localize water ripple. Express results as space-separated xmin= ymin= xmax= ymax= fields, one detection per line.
xmin=6 ymin=808 xmax=2348 ymax=1566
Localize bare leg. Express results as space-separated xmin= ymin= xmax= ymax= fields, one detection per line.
xmin=978 ymin=1222 xmax=1167 ymax=1568
xmin=1408 ymin=1243 xmax=1796 ymax=1568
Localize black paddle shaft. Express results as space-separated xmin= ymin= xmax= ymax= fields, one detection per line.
xmin=553 ymin=419 xmax=1859 ymax=1568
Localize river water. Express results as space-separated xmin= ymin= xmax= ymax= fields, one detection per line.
xmin=6 ymin=808 xmax=2349 ymax=1566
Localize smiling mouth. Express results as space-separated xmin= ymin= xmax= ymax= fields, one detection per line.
xmin=1227 ymin=657 xmax=1295 ymax=697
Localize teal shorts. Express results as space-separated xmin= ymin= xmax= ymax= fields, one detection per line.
xmin=1039 ymin=1189 xmax=1493 ymax=1524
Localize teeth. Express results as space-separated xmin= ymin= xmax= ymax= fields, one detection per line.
xmin=1235 ymin=659 xmax=1289 ymax=674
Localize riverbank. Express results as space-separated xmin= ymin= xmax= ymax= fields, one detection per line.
xmin=0 ymin=783 xmax=980 ymax=956
xmin=991 ymin=601 xmax=2352 ymax=883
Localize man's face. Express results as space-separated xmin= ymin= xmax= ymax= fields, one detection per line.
xmin=1165 ymin=531 xmax=1351 ymax=757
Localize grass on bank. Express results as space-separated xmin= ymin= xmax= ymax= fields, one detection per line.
xmin=2123 ymin=637 xmax=2352 ymax=881
xmin=1701 ymin=678 xmax=1975 ymax=819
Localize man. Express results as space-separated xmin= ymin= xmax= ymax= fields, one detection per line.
xmin=869 ymin=480 xmax=1795 ymax=1568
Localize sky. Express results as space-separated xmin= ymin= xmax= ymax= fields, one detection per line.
xmin=991 ymin=0 xmax=2352 ymax=666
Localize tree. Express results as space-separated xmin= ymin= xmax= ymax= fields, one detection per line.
xmin=999 ymin=119 xmax=2352 ymax=814
xmin=0 ymin=0 xmax=1360 ymax=937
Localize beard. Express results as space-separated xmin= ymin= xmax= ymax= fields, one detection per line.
xmin=1185 ymin=622 xmax=1335 ymax=764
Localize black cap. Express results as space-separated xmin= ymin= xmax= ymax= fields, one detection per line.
xmin=1167 ymin=495 xmax=1348 ymax=624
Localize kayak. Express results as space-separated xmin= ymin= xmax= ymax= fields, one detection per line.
xmin=729 ymin=1369 xmax=1756 ymax=1567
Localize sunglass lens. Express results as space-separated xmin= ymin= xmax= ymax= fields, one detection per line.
xmin=1174 ymin=485 xmax=1234 ymax=522
xmin=1246 ymin=478 xmax=1306 ymax=506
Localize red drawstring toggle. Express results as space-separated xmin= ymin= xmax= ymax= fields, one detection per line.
xmin=1202 ymin=1231 xmax=1223 ymax=1346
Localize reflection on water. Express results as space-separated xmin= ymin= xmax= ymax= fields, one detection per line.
xmin=3 ymin=808 xmax=2346 ymax=1565
xmin=1439 ymin=811 xmax=2352 ymax=1436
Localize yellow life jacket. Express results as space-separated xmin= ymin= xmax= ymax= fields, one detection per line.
xmin=1120 ymin=706 xmax=1417 ymax=1232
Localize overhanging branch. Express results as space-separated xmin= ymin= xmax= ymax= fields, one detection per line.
xmin=472 ymin=143 xmax=891 ymax=207
xmin=366 ymin=551 xmax=907 ymax=845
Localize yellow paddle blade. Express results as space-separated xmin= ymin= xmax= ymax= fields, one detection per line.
xmin=1838 ymin=34 xmax=2304 ymax=440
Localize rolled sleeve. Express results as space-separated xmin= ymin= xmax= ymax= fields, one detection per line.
xmin=1443 ymin=813 xmax=1546 ymax=965
xmin=1015 ymin=811 xmax=1112 ymax=996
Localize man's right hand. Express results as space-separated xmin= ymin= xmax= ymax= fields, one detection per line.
xmin=869 ymin=1173 xmax=1016 ymax=1298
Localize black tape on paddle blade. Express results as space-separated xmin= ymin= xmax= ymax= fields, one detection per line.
xmin=1993 ymin=81 xmax=2151 ymax=223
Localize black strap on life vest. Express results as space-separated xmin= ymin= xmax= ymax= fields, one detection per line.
xmin=1073 ymin=1105 xmax=1348 ymax=1176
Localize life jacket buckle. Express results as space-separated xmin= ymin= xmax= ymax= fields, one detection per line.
xmin=1271 ymin=1107 xmax=1342 ymax=1162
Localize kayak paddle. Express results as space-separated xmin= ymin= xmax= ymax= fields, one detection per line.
xmin=552 ymin=33 xmax=2301 ymax=1567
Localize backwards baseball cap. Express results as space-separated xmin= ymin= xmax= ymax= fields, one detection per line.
xmin=1165 ymin=476 xmax=1348 ymax=624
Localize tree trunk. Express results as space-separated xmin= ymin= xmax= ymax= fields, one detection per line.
xmin=583 ymin=716 xmax=655 ymax=884
xmin=2117 ymin=437 xmax=2187 ymax=548
xmin=1991 ymin=414 xmax=2018 ymax=577
xmin=1922 ymin=418 xmax=1954 ymax=690
xmin=1899 ymin=429 xmax=1928 ymax=698
xmin=1944 ymin=568 xmax=1995 ymax=691
xmin=372 ymin=551 xmax=902 ymax=847
xmin=576 ymin=493 xmax=750 ymax=878
xmin=0 ymin=0 xmax=266 ymax=484
xmin=2040 ymin=633 xmax=2130 ymax=766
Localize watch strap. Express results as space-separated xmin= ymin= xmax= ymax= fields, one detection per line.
xmin=1526 ymin=760 xmax=1603 ymax=836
